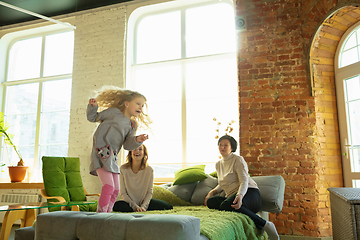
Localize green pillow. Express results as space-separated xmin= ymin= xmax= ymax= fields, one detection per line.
xmin=209 ymin=171 xmax=218 ymax=178
xmin=173 ymin=165 xmax=207 ymax=185
xmin=152 ymin=185 xmax=193 ymax=206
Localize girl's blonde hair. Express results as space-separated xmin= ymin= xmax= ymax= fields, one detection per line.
xmin=123 ymin=145 xmax=149 ymax=170
xmin=93 ymin=85 xmax=152 ymax=129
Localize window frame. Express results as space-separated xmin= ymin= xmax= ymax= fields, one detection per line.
xmin=335 ymin=20 xmax=360 ymax=187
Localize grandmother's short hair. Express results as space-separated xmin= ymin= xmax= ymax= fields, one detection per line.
xmin=218 ymin=135 xmax=237 ymax=152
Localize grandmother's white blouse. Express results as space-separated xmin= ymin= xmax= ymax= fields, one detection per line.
xmin=214 ymin=153 xmax=258 ymax=197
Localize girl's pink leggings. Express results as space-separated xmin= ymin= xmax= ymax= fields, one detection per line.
xmin=96 ymin=166 xmax=120 ymax=213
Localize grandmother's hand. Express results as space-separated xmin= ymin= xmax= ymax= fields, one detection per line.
xmin=231 ymin=194 xmax=243 ymax=210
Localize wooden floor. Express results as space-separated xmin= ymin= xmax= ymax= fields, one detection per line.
xmin=0 ymin=224 xmax=19 ymax=240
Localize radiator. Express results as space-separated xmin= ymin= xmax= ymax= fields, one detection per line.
xmin=0 ymin=193 xmax=40 ymax=204
xmin=0 ymin=193 xmax=40 ymax=224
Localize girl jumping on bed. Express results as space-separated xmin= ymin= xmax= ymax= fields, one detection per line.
xmin=87 ymin=85 xmax=151 ymax=213
xmin=204 ymin=135 xmax=279 ymax=240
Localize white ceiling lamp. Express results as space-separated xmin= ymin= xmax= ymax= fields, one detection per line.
xmin=0 ymin=1 xmax=76 ymax=29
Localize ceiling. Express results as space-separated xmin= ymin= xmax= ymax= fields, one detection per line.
xmin=0 ymin=0 xmax=133 ymax=27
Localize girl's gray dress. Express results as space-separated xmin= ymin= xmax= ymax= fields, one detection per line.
xmin=87 ymin=104 xmax=142 ymax=176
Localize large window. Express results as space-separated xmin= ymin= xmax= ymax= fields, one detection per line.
xmin=127 ymin=0 xmax=239 ymax=181
xmin=336 ymin=22 xmax=360 ymax=187
xmin=0 ymin=30 xmax=74 ymax=182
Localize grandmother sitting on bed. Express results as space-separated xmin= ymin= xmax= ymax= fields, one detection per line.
xmin=204 ymin=135 xmax=280 ymax=240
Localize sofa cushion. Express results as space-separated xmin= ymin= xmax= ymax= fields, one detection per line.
xmin=152 ymin=185 xmax=193 ymax=206
xmin=34 ymin=211 xmax=201 ymax=240
xmin=35 ymin=211 xmax=86 ymax=240
xmin=168 ymin=181 xmax=198 ymax=202
xmin=252 ymin=175 xmax=285 ymax=213
xmin=173 ymin=165 xmax=207 ymax=185
xmin=191 ymin=175 xmax=218 ymax=205
xmin=77 ymin=212 xmax=135 ymax=240
xmin=126 ymin=214 xmax=201 ymax=240
xmin=15 ymin=226 xmax=35 ymax=240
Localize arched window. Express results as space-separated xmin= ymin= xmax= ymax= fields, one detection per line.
xmin=335 ymin=22 xmax=360 ymax=187
xmin=0 ymin=26 xmax=74 ymax=182
xmin=127 ymin=0 xmax=239 ymax=181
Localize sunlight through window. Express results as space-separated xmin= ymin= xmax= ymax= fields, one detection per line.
xmin=130 ymin=1 xmax=239 ymax=180
xmin=1 ymin=30 xmax=74 ymax=182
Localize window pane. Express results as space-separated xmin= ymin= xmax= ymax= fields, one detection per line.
xmin=43 ymin=31 xmax=74 ymax=77
xmin=40 ymin=111 xmax=70 ymax=144
xmin=1 ymin=145 xmax=35 ymax=168
xmin=348 ymin=101 xmax=360 ymax=145
xmin=345 ymin=76 xmax=360 ymax=102
xmin=152 ymin=164 xmax=182 ymax=179
xmin=353 ymin=179 xmax=360 ymax=187
xmin=186 ymin=3 xmax=236 ymax=57
xmin=7 ymin=37 xmax=42 ymax=81
xmin=3 ymin=113 xmax=37 ymax=164
xmin=350 ymin=147 xmax=360 ymax=172
xmin=132 ymin=63 xmax=182 ymax=102
xmin=343 ymin=32 xmax=357 ymax=51
xmin=39 ymin=145 xmax=69 ymax=159
xmin=40 ymin=79 xmax=72 ymax=154
xmin=132 ymin=63 xmax=183 ymax=169
xmin=185 ymin=56 xmax=239 ymax=167
xmin=341 ymin=48 xmax=359 ymax=67
xmin=344 ymin=76 xmax=360 ymax=172
xmin=136 ymin=11 xmax=181 ymax=64
xmin=5 ymin=83 xmax=39 ymax=115
xmin=42 ymin=79 xmax=72 ymax=112
xmin=185 ymin=56 xmax=238 ymax=100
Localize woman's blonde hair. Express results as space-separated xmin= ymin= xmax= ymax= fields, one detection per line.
xmin=123 ymin=145 xmax=148 ymax=170
xmin=93 ymin=85 xmax=152 ymax=129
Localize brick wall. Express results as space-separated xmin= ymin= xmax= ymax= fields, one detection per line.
xmin=235 ymin=0 xmax=360 ymax=237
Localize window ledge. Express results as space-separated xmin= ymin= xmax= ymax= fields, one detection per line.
xmin=0 ymin=182 xmax=44 ymax=189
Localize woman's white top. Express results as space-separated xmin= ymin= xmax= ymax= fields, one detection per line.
xmin=214 ymin=153 xmax=258 ymax=197
xmin=119 ymin=164 xmax=153 ymax=210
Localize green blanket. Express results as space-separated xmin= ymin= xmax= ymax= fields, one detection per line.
xmin=131 ymin=206 xmax=268 ymax=240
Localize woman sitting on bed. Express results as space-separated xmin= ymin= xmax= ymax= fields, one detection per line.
xmin=113 ymin=145 xmax=173 ymax=212
xmin=204 ymin=135 xmax=279 ymax=240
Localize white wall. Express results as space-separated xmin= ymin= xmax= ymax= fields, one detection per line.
xmin=69 ymin=5 xmax=127 ymax=195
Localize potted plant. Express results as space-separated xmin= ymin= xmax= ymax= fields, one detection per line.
xmin=0 ymin=113 xmax=28 ymax=182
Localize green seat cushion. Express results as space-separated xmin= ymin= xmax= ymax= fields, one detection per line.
xmin=173 ymin=165 xmax=207 ymax=185
xmin=42 ymin=156 xmax=86 ymax=203
xmin=47 ymin=201 xmax=98 ymax=212
xmin=79 ymin=200 xmax=98 ymax=212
